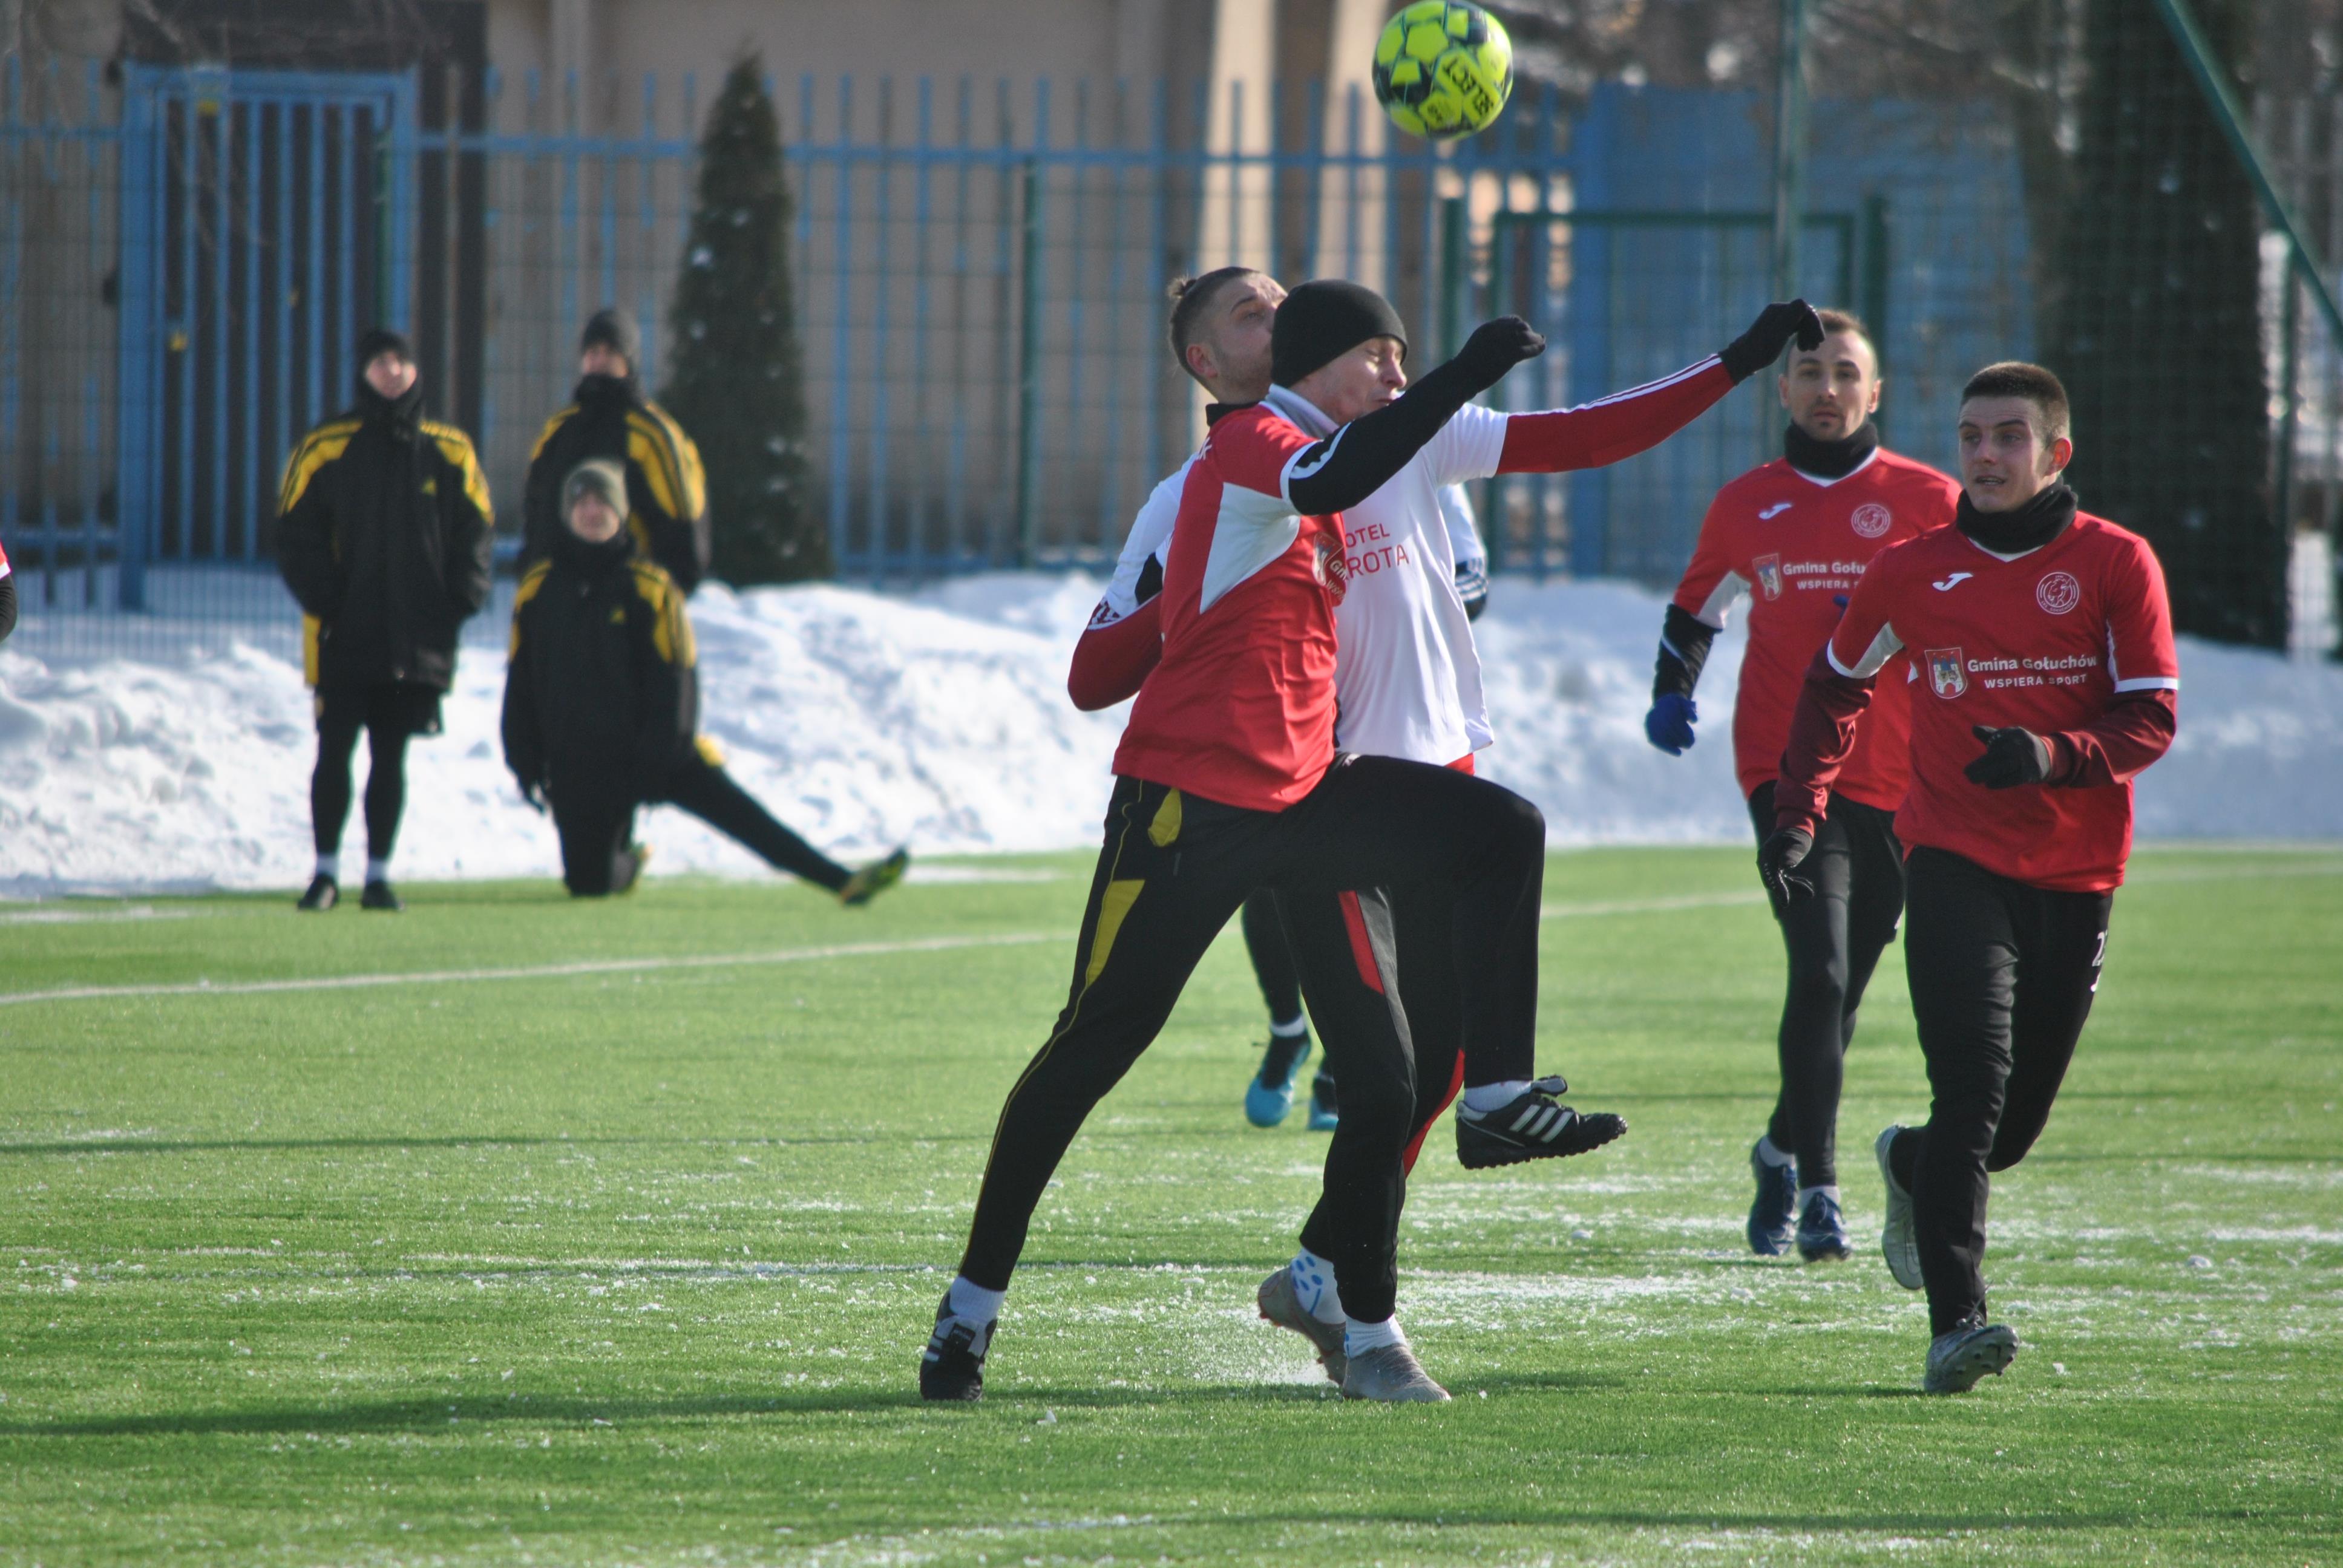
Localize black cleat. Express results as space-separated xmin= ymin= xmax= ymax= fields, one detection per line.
xmin=1748 ymin=1141 xmax=1797 ymax=1256
xmin=840 ymin=848 xmax=909 ymax=907
xmin=919 ymin=1293 xmax=994 ymax=1402
xmin=1455 ymin=1076 xmax=1626 ymax=1169
xmin=295 ymin=874 xmax=339 ymax=912
xmin=1924 ymin=1319 xmax=2019 ymax=1393
xmin=1795 ymin=1189 xmax=1855 ymax=1261
xmin=359 ymin=880 xmax=404 ymax=912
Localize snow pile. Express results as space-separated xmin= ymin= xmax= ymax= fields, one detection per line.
xmin=3 ymin=573 xmax=2339 ymax=894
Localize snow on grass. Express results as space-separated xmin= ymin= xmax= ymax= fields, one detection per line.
xmin=6 ymin=572 xmax=2341 ymax=895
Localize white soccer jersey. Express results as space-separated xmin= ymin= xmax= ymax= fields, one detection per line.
xmin=1092 ymin=455 xmax=1194 ymax=626
xmin=1258 ymin=385 xmax=1504 ymax=765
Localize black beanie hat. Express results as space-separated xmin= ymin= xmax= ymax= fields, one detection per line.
xmin=580 ymin=307 xmax=640 ymax=367
xmin=1271 ymin=279 xmax=1408 ymax=389
xmin=355 ymin=326 xmax=414 ymax=368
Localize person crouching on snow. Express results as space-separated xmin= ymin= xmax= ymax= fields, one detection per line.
xmin=500 ymin=459 xmax=907 ymax=903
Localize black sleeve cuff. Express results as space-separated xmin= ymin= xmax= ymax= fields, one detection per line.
xmin=1653 ymin=603 xmax=1717 ymax=699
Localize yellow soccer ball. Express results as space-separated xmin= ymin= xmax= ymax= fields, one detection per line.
xmin=1371 ymin=0 xmax=1514 ymax=141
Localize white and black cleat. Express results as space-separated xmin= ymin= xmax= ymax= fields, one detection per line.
xmin=919 ymin=1293 xmax=994 ymax=1402
xmin=1875 ymin=1124 xmax=1924 ymax=1290
xmin=1924 ymin=1321 xmax=2019 ymax=1394
xmin=1455 ymin=1076 xmax=1626 ymax=1169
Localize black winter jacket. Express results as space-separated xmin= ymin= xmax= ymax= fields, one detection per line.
xmin=522 ymin=374 xmax=710 ymax=594
xmin=275 ymin=383 xmax=494 ymax=690
xmin=501 ymin=524 xmax=700 ymax=805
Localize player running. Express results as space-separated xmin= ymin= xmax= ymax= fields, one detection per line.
xmin=1644 ymin=310 xmax=1961 ymax=1262
xmin=1067 ymin=278 xmax=1827 ymax=1385
xmin=1072 ymin=269 xmax=1489 ymax=1136
xmin=925 ymin=307 xmax=1553 ymax=1405
xmin=1763 ymin=362 xmax=2178 ymax=1393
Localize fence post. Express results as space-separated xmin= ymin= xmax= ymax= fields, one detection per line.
xmin=2276 ymin=252 xmax=2300 ymax=560
xmin=1860 ymin=192 xmax=1889 ymax=431
xmin=116 ymin=73 xmax=154 ymax=612
xmin=1437 ymin=194 xmax=1464 ymax=361
xmin=1014 ymin=155 xmax=1042 ymax=569
xmin=1768 ymin=0 xmax=1806 ymax=302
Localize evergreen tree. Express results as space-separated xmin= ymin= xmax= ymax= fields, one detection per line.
xmin=663 ymin=55 xmax=827 ymax=584
xmin=2050 ymin=0 xmax=2277 ymax=646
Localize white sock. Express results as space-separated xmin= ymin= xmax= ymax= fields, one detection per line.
xmin=945 ymin=1276 xmax=1004 ymax=1325
xmin=315 ymin=853 xmax=339 ymax=880
xmin=1460 ymin=1080 xmax=1531 ymax=1116
xmin=1795 ymin=1184 xmax=1840 ymax=1209
xmin=1756 ymin=1136 xmax=1795 ymax=1169
xmin=1342 ymin=1315 xmax=1406 ymax=1356
xmin=1269 ymin=1013 xmax=1308 ymax=1039
xmin=1289 ymin=1249 xmax=1346 ymax=1325
xmin=365 ymin=856 xmax=391 ymax=883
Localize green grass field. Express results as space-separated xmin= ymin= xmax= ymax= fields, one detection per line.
xmin=3 ymin=846 xmax=2338 ymax=1567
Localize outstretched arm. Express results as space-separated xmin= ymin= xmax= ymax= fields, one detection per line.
xmin=1284 ymin=318 xmax=1544 ymax=517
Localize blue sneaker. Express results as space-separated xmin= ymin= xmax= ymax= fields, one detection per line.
xmin=1747 ymin=1142 xmax=1797 ymax=1256
xmin=1306 ymin=1073 xmax=1339 ymax=1132
xmin=1795 ymin=1189 xmax=1854 ymax=1261
xmin=1245 ymin=1033 xmax=1311 ymax=1128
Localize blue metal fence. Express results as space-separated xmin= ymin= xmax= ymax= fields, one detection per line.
xmin=0 ymin=63 xmax=2043 ymax=655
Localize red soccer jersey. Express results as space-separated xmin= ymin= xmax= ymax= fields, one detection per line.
xmin=1112 ymin=405 xmax=1348 ymax=812
xmin=1816 ymin=512 xmax=2179 ymax=892
xmin=1673 ymin=448 xmax=1961 ymax=808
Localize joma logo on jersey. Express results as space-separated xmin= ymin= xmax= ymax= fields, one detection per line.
xmin=2036 ymin=570 xmax=2082 ymax=615
xmin=1753 ymin=554 xmax=1784 ymax=599
xmin=1926 ymin=647 xmax=1968 ymax=699
xmin=1849 ymin=502 xmax=1892 ymax=538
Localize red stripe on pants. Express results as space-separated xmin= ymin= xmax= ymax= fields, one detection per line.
xmin=1336 ymin=889 xmax=1384 ymax=994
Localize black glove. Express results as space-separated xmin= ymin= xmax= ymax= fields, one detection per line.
xmin=1720 ymin=299 xmax=1826 ymax=382
xmin=1757 ymin=826 xmax=1815 ymax=918
xmin=1454 ymin=315 xmax=1547 ymax=393
xmin=1964 ymin=724 xmax=2053 ymax=789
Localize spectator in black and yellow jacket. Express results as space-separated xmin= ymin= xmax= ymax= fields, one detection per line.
xmin=502 ymin=459 xmax=906 ymax=904
xmin=277 ymin=327 xmax=494 ymax=912
xmin=521 ymin=308 xmax=710 ymax=593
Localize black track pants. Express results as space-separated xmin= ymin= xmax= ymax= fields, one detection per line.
xmin=957 ymin=757 xmax=1545 ymax=1324
xmin=1240 ymin=892 xmax=1305 ymax=1025
xmin=1896 ymin=846 xmax=2111 ymax=1336
xmin=1748 ymin=780 xmax=1906 ymax=1188
xmin=553 ymin=753 xmax=852 ymax=895
xmin=658 ymin=751 xmax=851 ymax=892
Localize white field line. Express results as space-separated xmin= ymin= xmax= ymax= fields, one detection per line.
xmin=1542 ymin=889 xmax=1766 ymax=920
xmin=0 ymin=930 xmax=1058 ymax=1008
xmin=7 ymin=858 xmax=2330 ymax=1008
xmin=0 ymin=905 xmax=205 ymax=926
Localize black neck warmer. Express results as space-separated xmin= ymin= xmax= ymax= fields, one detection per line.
xmin=1958 ymin=482 xmax=2077 ymax=555
xmin=355 ymin=377 xmax=425 ymax=436
xmin=574 ymin=371 xmax=640 ymax=409
xmin=552 ymin=521 xmax=636 ymax=575
xmin=1783 ymin=420 xmax=1878 ymax=479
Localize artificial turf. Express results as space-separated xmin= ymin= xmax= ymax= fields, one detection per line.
xmin=2 ymin=845 xmax=2337 ymax=1566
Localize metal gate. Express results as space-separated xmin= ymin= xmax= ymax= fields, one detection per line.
xmin=115 ymin=65 xmax=415 ymax=608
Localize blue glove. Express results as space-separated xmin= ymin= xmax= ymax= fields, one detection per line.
xmin=1645 ymin=693 xmax=1698 ymax=755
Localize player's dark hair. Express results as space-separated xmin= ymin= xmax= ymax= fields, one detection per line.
xmin=1962 ymin=360 xmax=2071 ymax=442
xmin=1167 ymin=267 xmax=1266 ymax=381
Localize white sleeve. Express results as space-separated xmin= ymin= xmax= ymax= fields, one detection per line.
xmin=1421 ymin=402 xmax=1511 ymax=488
xmin=1438 ymin=484 xmax=1484 ymax=569
xmin=1827 ymin=621 xmax=1906 ymax=679
xmin=1095 ymin=456 xmax=1192 ymax=624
